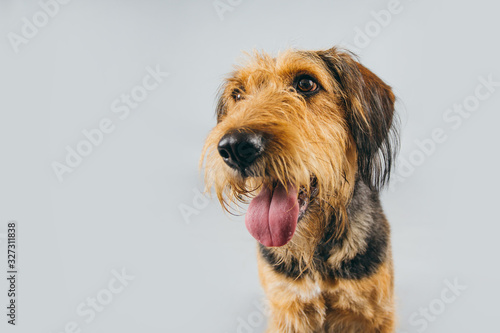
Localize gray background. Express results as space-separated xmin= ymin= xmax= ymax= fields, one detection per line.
xmin=1 ymin=0 xmax=499 ymax=332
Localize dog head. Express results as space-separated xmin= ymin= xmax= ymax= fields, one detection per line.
xmin=201 ymin=47 xmax=397 ymax=249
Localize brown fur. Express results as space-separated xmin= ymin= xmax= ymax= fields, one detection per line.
xmin=201 ymin=47 xmax=398 ymax=332
xmin=258 ymin=254 xmax=394 ymax=333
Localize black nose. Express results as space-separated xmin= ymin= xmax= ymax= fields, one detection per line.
xmin=218 ymin=130 xmax=265 ymax=171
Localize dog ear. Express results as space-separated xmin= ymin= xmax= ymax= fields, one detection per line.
xmin=318 ymin=48 xmax=399 ymax=190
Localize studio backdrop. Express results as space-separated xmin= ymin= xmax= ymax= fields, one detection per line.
xmin=0 ymin=1 xmax=499 ymax=332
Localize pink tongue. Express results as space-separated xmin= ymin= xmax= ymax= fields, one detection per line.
xmin=245 ymin=183 xmax=299 ymax=247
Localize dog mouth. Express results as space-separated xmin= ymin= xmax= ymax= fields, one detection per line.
xmin=244 ymin=177 xmax=318 ymax=247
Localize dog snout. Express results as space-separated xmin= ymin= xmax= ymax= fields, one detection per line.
xmin=217 ymin=130 xmax=265 ymax=171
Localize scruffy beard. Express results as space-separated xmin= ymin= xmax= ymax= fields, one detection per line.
xmin=201 ymin=116 xmax=358 ymax=256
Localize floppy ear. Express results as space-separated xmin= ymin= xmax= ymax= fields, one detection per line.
xmin=318 ymin=48 xmax=399 ymax=190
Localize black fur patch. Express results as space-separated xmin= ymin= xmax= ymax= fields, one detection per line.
xmin=321 ymin=179 xmax=389 ymax=280
xmin=259 ymin=244 xmax=307 ymax=280
xmin=326 ymin=218 xmax=388 ymax=280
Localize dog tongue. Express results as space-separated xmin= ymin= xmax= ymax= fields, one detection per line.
xmin=245 ymin=183 xmax=299 ymax=247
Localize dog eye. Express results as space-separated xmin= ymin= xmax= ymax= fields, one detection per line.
xmin=232 ymin=88 xmax=244 ymax=101
xmin=295 ymin=76 xmax=319 ymax=94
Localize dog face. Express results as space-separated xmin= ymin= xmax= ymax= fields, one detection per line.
xmin=201 ymin=47 xmax=397 ymax=250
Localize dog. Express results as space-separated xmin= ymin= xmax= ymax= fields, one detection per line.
xmin=201 ymin=46 xmax=399 ymax=333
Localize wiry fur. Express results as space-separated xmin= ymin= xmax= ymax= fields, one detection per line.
xmin=201 ymin=47 xmax=399 ymax=332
